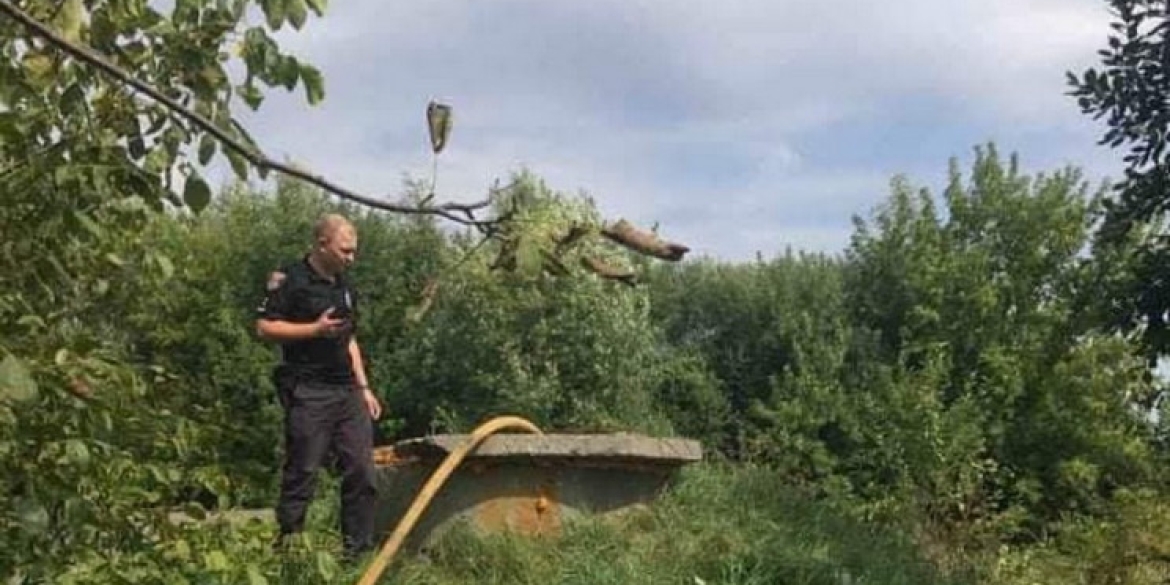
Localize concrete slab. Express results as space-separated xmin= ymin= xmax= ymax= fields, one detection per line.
xmin=389 ymin=432 xmax=703 ymax=463
xmin=372 ymin=432 xmax=703 ymax=552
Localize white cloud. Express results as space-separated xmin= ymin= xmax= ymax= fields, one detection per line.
xmin=219 ymin=0 xmax=1120 ymax=261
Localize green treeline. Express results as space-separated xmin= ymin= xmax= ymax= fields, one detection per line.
xmin=3 ymin=145 xmax=1170 ymax=583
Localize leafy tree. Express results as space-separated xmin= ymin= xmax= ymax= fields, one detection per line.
xmin=645 ymin=253 xmax=847 ymax=460
xmin=0 ymin=0 xmax=340 ymax=579
xmin=374 ymin=174 xmax=688 ymax=437
xmin=0 ymin=0 xmax=327 ymax=212
xmin=1068 ymin=0 xmax=1170 ymax=359
xmin=844 ymin=144 xmax=1160 ymax=535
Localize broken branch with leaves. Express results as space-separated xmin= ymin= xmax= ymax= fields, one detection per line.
xmin=2 ymin=0 xmax=691 ymax=326
xmin=0 ymin=0 xmax=499 ymax=228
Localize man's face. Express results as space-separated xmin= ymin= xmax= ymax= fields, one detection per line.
xmin=319 ymin=226 xmax=357 ymax=275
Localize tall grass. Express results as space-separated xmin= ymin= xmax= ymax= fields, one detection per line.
xmin=374 ymin=462 xmax=970 ymax=585
xmin=144 ymin=462 xmax=1168 ymax=584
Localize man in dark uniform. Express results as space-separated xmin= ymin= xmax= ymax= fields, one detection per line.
xmin=255 ymin=213 xmax=383 ymax=558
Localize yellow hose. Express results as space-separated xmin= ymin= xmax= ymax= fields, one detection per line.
xmin=354 ymin=415 xmax=543 ymax=585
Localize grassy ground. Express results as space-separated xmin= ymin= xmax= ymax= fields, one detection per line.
xmin=162 ymin=461 xmax=1169 ymax=584
xmin=41 ymin=455 xmax=1164 ymax=583
xmin=338 ymin=462 xmax=971 ymax=585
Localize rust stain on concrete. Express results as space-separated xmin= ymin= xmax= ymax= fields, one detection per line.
xmin=474 ymin=478 xmax=562 ymax=537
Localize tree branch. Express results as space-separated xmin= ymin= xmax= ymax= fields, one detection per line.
xmin=0 ymin=0 xmax=500 ymax=227
xmin=580 ymin=256 xmax=637 ymax=287
xmin=601 ymin=219 xmax=690 ymax=261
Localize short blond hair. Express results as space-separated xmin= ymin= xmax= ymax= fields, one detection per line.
xmin=313 ymin=213 xmax=355 ymax=242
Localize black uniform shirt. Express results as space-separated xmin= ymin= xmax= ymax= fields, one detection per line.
xmin=256 ymin=255 xmax=358 ymax=385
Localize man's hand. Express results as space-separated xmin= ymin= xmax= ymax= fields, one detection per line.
xmin=362 ymin=388 xmax=382 ymax=420
xmin=315 ymin=307 xmax=349 ymax=338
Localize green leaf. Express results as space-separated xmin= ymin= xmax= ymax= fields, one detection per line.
xmin=144 ymin=147 xmax=172 ymax=174
xmin=128 ymin=136 xmax=145 ymax=159
xmin=162 ymin=125 xmax=188 ymax=158
xmin=73 ymin=210 xmax=104 ymax=239
xmin=155 ymin=253 xmax=175 ymax=279
xmin=54 ymin=165 xmax=78 ymax=188
xmin=198 ymin=65 xmax=228 ymax=93
xmin=15 ymin=498 xmax=49 ymax=535
xmin=277 ymin=56 xmax=300 ymax=90
xmin=65 ymin=439 xmax=91 ymax=466
xmin=125 ymin=170 xmax=160 ymax=202
xmin=57 ymin=0 xmax=85 ymax=43
xmin=92 ymin=165 xmax=111 ymax=193
xmin=175 ymin=0 xmax=199 ymax=18
xmin=262 ymin=0 xmax=286 ymax=30
xmin=287 ymin=0 xmax=308 ymax=29
xmin=16 ymin=315 xmax=46 ymax=329
xmin=181 ymin=502 xmax=207 ymax=521
xmin=183 ymin=173 xmax=212 ymax=212
xmin=515 ymin=237 xmax=542 ymax=276
xmin=247 ymin=565 xmax=268 ymax=585
xmin=306 ymin=0 xmax=327 ymax=16
xmin=314 ymin=551 xmax=337 ymax=581
xmin=204 ymin=550 xmax=229 ymax=572
xmin=21 ymin=53 xmax=54 ymax=86
xmin=60 ymin=83 xmax=86 ymax=115
xmin=226 ymin=149 xmax=250 ymax=181
xmin=238 ymin=83 xmax=264 ymax=110
xmin=172 ymin=539 xmax=192 ymax=561
xmin=0 ymin=355 xmax=38 ymax=404
xmin=198 ymin=134 xmax=216 ymax=165
xmin=300 ymin=63 xmax=324 ymax=105
xmin=242 ymin=27 xmax=275 ymax=74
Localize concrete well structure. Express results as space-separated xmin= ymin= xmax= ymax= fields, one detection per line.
xmin=370 ymin=432 xmax=702 ymax=551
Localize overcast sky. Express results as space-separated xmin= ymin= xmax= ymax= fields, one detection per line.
xmin=228 ymin=0 xmax=1123 ymax=261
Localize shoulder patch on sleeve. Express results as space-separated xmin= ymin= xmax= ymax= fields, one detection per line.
xmin=266 ymin=271 xmax=287 ymax=291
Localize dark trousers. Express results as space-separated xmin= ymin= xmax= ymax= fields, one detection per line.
xmin=276 ymin=379 xmax=378 ymax=554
